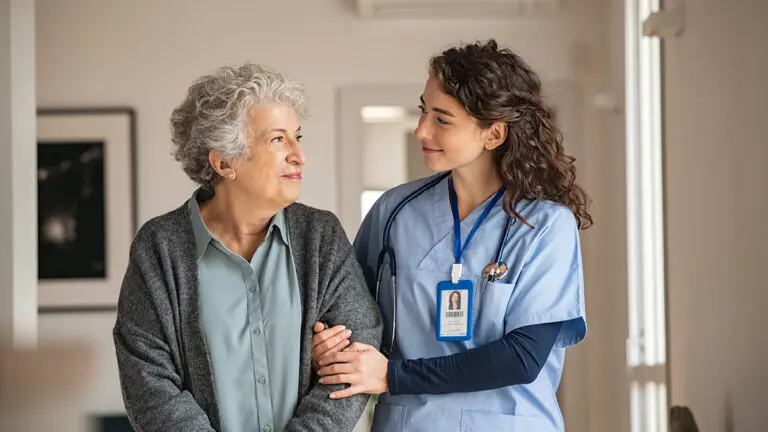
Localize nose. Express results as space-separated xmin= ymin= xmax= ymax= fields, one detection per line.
xmin=287 ymin=138 xmax=307 ymax=166
xmin=414 ymin=116 xmax=431 ymax=141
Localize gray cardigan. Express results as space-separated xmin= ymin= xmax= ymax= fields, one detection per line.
xmin=113 ymin=198 xmax=383 ymax=432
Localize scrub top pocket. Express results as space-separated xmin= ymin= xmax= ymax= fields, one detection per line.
xmin=460 ymin=409 xmax=553 ymax=432
xmin=472 ymin=279 xmax=516 ymax=344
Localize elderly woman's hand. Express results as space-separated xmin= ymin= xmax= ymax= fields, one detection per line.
xmin=316 ymin=342 xmax=389 ymax=399
xmin=311 ymin=322 xmax=351 ymax=371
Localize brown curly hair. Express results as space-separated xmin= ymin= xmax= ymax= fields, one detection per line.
xmin=429 ymin=39 xmax=593 ymax=230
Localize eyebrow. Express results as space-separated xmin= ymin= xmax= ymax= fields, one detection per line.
xmin=266 ymin=126 xmax=302 ymax=135
xmin=420 ymin=95 xmax=455 ymax=118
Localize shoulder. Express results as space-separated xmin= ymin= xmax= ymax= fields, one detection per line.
xmin=284 ymin=202 xmax=341 ymax=230
xmin=129 ymin=201 xmax=191 ymax=258
xmin=517 ymin=200 xmax=578 ymax=234
xmin=284 ymin=202 xmax=348 ymax=246
xmin=118 ymin=201 xmax=192 ymax=305
xmin=515 ymin=200 xmax=580 ymax=253
xmin=284 ymin=203 xmax=355 ymax=269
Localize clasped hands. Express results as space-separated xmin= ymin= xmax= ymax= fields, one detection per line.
xmin=310 ymin=322 xmax=389 ymax=399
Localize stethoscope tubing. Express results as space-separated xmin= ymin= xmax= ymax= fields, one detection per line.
xmin=375 ymin=171 xmax=516 ymax=356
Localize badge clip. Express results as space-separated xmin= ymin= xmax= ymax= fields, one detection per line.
xmin=451 ymin=263 xmax=463 ymax=284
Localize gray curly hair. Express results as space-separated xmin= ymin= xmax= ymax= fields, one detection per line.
xmin=170 ymin=63 xmax=308 ymax=187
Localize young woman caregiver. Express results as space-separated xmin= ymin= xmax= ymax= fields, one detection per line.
xmin=311 ymin=39 xmax=592 ymax=432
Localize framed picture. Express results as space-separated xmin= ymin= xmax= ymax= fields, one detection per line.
xmin=36 ymin=108 xmax=137 ymax=312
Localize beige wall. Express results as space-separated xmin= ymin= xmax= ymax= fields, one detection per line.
xmin=663 ymin=0 xmax=768 ymax=430
xmin=36 ymin=0 xmax=602 ymax=222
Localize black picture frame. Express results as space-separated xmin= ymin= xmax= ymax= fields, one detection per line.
xmin=36 ymin=107 xmax=137 ymax=313
xmin=92 ymin=414 xmax=134 ymax=432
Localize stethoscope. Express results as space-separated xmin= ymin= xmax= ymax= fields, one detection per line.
xmin=374 ymin=171 xmax=515 ymax=356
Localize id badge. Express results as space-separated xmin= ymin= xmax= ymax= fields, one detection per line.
xmin=436 ymin=279 xmax=474 ymax=341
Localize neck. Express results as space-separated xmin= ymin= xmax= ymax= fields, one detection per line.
xmin=451 ymin=155 xmax=503 ymax=220
xmin=199 ymin=185 xmax=276 ymax=256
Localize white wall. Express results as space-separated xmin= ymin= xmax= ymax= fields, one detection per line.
xmin=663 ymin=0 xmax=768 ymax=430
xmin=36 ymin=0 xmax=622 ymax=430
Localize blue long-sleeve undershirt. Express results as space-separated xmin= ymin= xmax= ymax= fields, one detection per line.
xmin=387 ymin=321 xmax=563 ymax=395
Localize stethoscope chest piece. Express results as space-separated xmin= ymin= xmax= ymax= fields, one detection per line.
xmin=482 ymin=262 xmax=508 ymax=282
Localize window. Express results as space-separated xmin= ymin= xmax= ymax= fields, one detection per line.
xmin=625 ymin=0 xmax=667 ymax=431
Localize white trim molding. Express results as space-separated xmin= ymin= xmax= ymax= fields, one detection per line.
xmin=355 ymin=0 xmax=562 ymax=19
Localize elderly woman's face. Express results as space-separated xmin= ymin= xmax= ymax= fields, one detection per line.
xmin=235 ymin=104 xmax=305 ymax=208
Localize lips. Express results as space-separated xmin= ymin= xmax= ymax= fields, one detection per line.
xmin=422 ymin=146 xmax=442 ymax=154
xmin=282 ymin=172 xmax=302 ymax=180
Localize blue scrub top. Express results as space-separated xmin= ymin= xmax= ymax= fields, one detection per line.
xmin=353 ymin=173 xmax=587 ymax=432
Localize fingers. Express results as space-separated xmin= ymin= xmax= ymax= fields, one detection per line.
xmin=313 ymin=322 xmax=326 ymax=333
xmin=311 ymin=332 xmax=353 ymax=366
xmin=330 ymin=385 xmax=365 ymax=400
xmin=311 ymin=326 xmax=351 ymax=350
xmin=346 ymin=342 xmax=374 ymax=352
xmin=344 ymin=342 xmax=364 ymax=352
xmin=316 ymin=338 xmax=351 ymax=367
xmin=311 ymin=326 xmax=349 ymax=370
xmin=317 ymin=362 xmax=355 ymax=377
xmin=311 ymin=325 xmax=347 ymax=347
xmin=318 ymin=373 xmax=354 ymax=386
xmin=318 ymin=351 xmax=359 ymax=368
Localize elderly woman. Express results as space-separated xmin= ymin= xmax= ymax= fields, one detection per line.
xmin=113 ymin=64 xmax=382 ymax=432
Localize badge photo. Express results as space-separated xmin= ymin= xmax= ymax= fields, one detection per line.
xmin=436 ymin=279 xmax=474 ymax=341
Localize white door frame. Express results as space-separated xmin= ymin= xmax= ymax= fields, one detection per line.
xmin=336 ymin=83 xmax=425 ymax=238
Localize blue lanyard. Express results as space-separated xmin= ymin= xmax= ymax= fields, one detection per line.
xmin=448 ymin=177 xmax=505 ymax=279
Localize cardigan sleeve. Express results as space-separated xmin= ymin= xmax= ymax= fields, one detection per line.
xmin=113 ymin=247 xmax=216 ymax=432
xmin=284 ymin=210 xmax=383 ymax=432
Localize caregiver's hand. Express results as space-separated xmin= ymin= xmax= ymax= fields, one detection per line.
xmin=316 ymin=342 xmax=389 ymax=399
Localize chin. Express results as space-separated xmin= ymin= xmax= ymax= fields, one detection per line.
xmin=280 ymin=188 xmax=301 ymax=206
xmin=423 ymin=157 xmax=452 ymax=173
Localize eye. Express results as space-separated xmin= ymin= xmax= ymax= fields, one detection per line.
xmin=271 ymin=136 xmax=285 ymax=143
xmin=418 ymin=104 xmax=426 ymax=113
xmin=436 ymin=116 xmax=449 ymax=125
xmin=296 ymin=134 xmax=303 ymax=142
